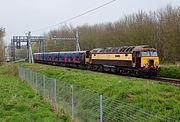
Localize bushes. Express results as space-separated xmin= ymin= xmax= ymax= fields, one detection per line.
xmin=159 ymin=65 xmax=180 ymax=79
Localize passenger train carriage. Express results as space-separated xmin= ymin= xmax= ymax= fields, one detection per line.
xmin=34 ymin=45 xmax=159 ymax=77
xmin=34 ymin=51 xmax=90 ymax=67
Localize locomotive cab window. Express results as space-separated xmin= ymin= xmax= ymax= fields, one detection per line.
xmin=141 ymin=51 xmax=158 ymax=57
xmin=150 ymin=51 xmax=158 ymax=56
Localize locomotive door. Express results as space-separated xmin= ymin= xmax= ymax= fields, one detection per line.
xmin=85 ymin=51 xmax=90 ymax=64
xmin=133 ymin=52 xmax=141 ymax=68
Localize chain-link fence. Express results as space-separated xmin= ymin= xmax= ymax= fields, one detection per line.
xmin=18 ymin=67 xmax=179 ymax=122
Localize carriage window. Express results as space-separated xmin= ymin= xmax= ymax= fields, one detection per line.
xmin=125 ymin=54 xmax=128 ymax=56
xmin=77 ymin=54 xmax=80 ymax=58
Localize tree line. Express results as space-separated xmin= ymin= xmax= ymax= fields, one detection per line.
xmin=40 ymin=5 xmax=180 ymax=63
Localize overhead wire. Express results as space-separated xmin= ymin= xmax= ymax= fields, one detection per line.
xmin=30 ymin=0 xmax=117 ymax=33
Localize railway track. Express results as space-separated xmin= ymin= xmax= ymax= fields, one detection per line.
xmin=87 ymin=68 xmax=180 ymax=86
xmin=151 ymin=77 xmax=180 ymax=87
xmin=36 ymin=63 xmax=180 ymax=87
xmin=71 ymin=66 xmax=180 ymax=86
xmin=103 ymin=72 xmax=180 ymax=87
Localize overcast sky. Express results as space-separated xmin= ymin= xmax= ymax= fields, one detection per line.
xmin=0 ymin=0 xmax=180 ymax=44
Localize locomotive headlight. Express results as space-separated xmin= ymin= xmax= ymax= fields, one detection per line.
xmin=144 ymin=64 xmax=148 ymax=67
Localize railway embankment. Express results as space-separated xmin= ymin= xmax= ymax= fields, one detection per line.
xmin=16 ymin=63 xmax=180 ymax=121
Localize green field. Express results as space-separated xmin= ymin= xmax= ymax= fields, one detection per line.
xmin=16 ymin=63 xmax=180 ymax=121
xmin=159 ymin=64 xmax=180 ymax=79
xmin=0 ymin=65 xmax=68 ymax=122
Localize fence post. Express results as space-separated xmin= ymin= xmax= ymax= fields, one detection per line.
xmin=18 ymin=67 xmax=20 ymax=78
xmin=26 ymin=69 xmax=27 ymax=81
xmin=54 ymin=79 xmax=57 ymax=103
xmin=24 ymin=69 xmax=26 ymax=80
xmin=20 ymin=68 xmax=22 ymax=79
xmin=29 ymin=70 xmax=32 ymax=85
xmin=71 ymin=85 xmax=74 ymax=120
xmin=100 ymin=95 xmax=103 ymax=122
xmin=23 ymin=68 xmax=25 ymax=80
xmin=43 ymin=75 xmax=46 ymax=98
xmin=36 ymin=73 xmax=38 ymax=90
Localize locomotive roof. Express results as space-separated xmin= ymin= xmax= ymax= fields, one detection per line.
xmin=91 ymin=45 xmax=156 ymax=53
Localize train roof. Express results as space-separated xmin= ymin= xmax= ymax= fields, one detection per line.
xmin=91 ymin=45 xmax=156 ymax=53
xmin=34 ymin=51 xmax=87 ymax=55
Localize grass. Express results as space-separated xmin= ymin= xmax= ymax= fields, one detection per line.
xmin=16 ymin=63 xmax=180 ymax=121
xmin=159 ymin=64 xmax=180 ymax=79
xmin=0 ymin=64 xmax=69 ymax=122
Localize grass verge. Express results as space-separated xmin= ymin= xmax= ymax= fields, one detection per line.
xmin=0 ymin=64 xmax=69 ymax=122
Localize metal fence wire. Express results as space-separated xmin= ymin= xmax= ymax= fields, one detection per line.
xmin=18 ymin=67 xmax=179 ymax=122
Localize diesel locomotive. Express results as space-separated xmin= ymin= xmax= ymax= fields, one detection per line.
xmin=34 ymin=45 xmax=159 ymax=76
